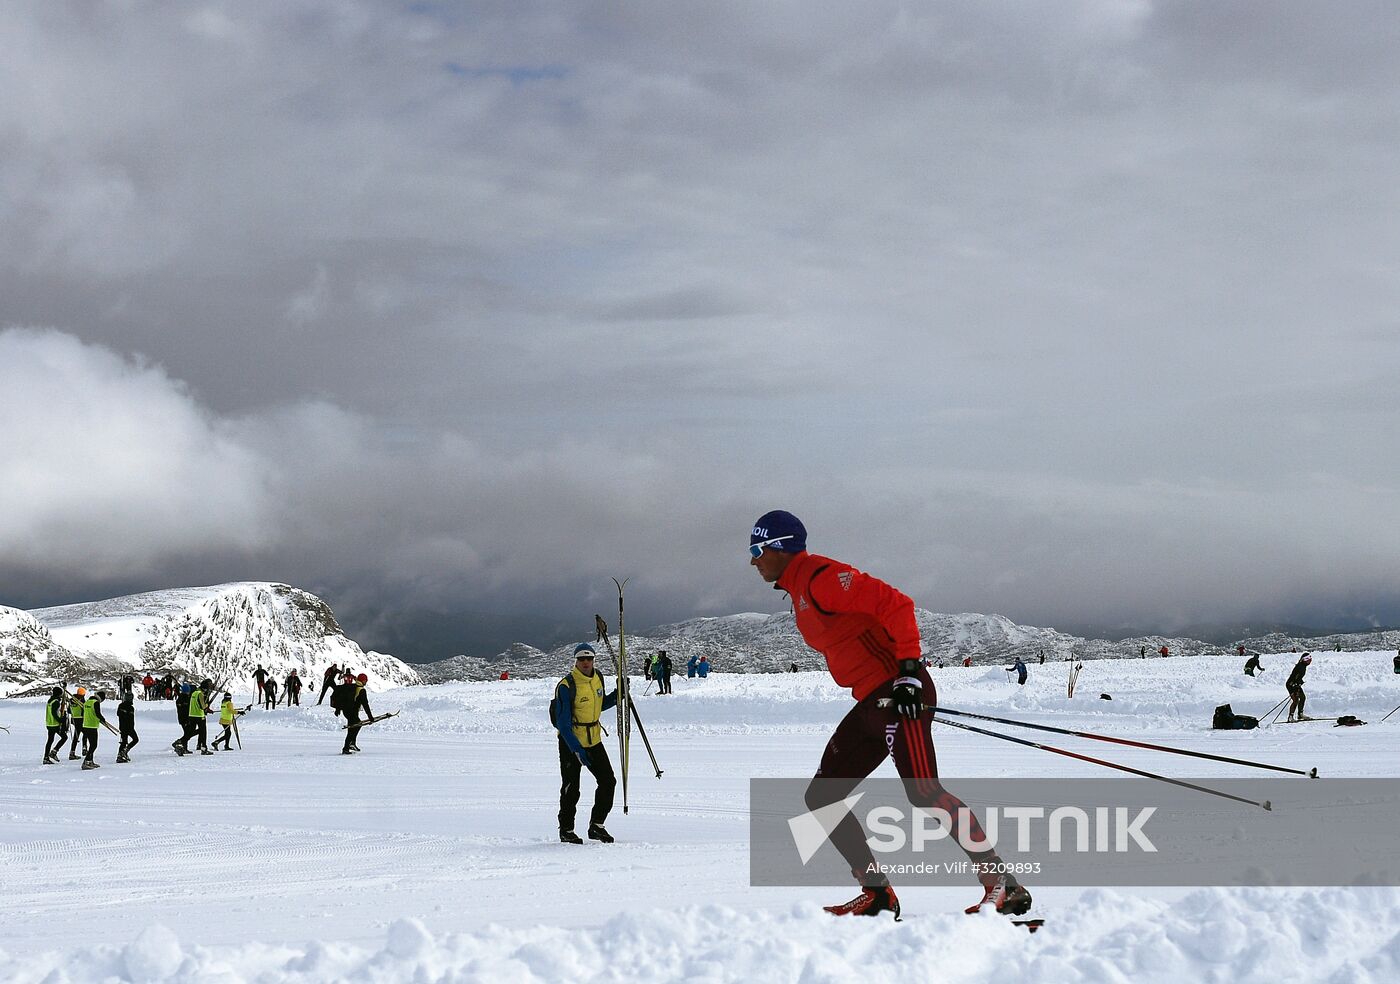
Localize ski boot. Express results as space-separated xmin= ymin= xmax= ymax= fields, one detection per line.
xmin=200 ymin=748 xmax=214 ymax=756
xmin=81 ymin=760 xmax=100 ymax=771
xmin=116 ymin=755 xmax=130 ymax=764
xmin=172 ymin=742 xmax=188 ymax=757
xmin=69 ymin=752 xmax=80 ymax=760
xmin=965 ymin=874 xmax=1032 ymax=916
xmin=824 ymin=886 xmax=901 ymax=920
xmin=559 ymin=830 xmax=584 ymax=845
xmin=43 ymin=755 xmax=57 ymax=765
xmin=587 ymin=824 xmax=614 ymax=843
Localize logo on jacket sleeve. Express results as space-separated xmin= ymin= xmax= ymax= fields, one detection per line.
xmin=797 ymin=596 xmax=809 ymax=612
xmin=838 ymin=571 xmax=853 ymax=591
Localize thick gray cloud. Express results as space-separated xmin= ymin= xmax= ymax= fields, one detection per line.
xmin=3 ymin=2 xmax=1399 ymax=658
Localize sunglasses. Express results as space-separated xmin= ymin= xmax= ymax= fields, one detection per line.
xmin=749 ymin=535 xmax=793 ymax=558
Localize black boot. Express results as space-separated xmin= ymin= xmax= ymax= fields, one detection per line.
xmin=559 ymin=830 xmax=584 ymax=844
xmin=587 ymin=824 xmax=614 ymax=843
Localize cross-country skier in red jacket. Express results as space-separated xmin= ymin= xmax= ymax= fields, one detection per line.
xmin=749 ymin=510 xmax=1032 ymax=921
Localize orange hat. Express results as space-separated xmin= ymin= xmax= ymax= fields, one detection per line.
xmin=76 ymin=687 xmax=87 ymax=696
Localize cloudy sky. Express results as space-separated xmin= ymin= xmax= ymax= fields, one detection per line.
xmin=3 ymin=1 xmax=1399 ymax=660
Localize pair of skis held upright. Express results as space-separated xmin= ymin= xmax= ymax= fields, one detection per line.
xmin=594 ymin=577 xmax=664 ymax=815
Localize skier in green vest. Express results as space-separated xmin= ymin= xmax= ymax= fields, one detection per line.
xmin=43 ymin=686 xmax=66 ymax=764
xmin=81 ymin=690 xmax=110 ymax=771
xmin=67 ymin=687 xmax=86 ymax=760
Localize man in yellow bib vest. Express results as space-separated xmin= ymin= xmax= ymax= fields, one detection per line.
xmin=553 ymin=643 xmax=618 ymax=844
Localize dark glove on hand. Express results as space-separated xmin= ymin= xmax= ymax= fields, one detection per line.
xmin=891 ymin=660 xmax=924 ymax=718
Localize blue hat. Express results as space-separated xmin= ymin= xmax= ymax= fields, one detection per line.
xmin=750 ymin=510 xmax=807 ymax=553
xmin=574 ymin=643 xmax=596 ymax=657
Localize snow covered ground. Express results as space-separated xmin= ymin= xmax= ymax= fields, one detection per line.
xmin=2 ymin=650 xmax=1398 ymax=982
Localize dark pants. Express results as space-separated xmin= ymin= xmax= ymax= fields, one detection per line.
xmin=318 ymin=680 xmax=334 ymax=704
xmin=82 ymin=727 xmax=99 ymax=763
xmin=215 ymin=724 xmax=233 ymax=750
xmin=45 ymin=725 xmax=64 ymax=759
xmin=118 ymin=728 xmax=139 ymax=758
xmin=1287 ymin=685 xmax=1306 ymax=719
xmin=289 ymin=689 xmax=300 ymax=706
xmin=69 ymin=722 xmax=84 ymax=756
xmin=344 ymin=719 xmax=362 ymax=752
xmin=806 ymin=668 xmax=999 ymax=888
xmin=182 ymin=718 xmax=208 ymax=750
xmin=558 ymin=739 xmax=616 ymax=832
xmin=661 ymin=673 xmax=672 ymax=695
xmin=255 ymin=680 xmax=267 ymax=707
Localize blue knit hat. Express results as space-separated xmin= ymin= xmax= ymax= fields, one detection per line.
xmin=750 ymin=510 xmax=807 ymax=553
xmin=574 ymin=643 xmax=596 ymax=658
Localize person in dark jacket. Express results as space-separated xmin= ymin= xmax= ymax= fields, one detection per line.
xmin=172 ymin=683 xmax=190 ymax=754
xmin=264 ymin=676 xmax=279 ymax=709
xmin=286 ymin=670 xmax=302 ymax=706
xmin=658 ymin=651 xmax=674 ymax=695
xmin=342 ymin=673 xmax=373 ymax=754
xmin=686 ymin=654 xmax=699 ymax=679
xmin=116 ymin=692 xmax=139 ymax=763
xmin=1008 ymin=657 xmax=1028 ymax=685
xmin=318 ymin=663 xmax=340 ymax=705
xmin=1244 ymin=654 xmax=1264 ymax=677
xmin=553 ymin=643 xmax=618 ymax=843
xmin=1286 ymin=653 xmax=1312 ymax=722
xmin=330 ymin=672 xmax=356 ymax=719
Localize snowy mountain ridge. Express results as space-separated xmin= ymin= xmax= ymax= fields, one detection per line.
xmin=10 ymin=583 xmax=420 ymax=694
xmin=420 ymin=609 xmax=1399 ymax=682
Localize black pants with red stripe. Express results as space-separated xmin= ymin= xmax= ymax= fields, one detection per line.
xmin=806 ymin=667 xmax=998 ymax=888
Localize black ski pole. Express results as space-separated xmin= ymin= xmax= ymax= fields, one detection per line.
xmin=909 ymin=703 xmax=1317 ymax=778
xmin=931 ymin=716 xmax=1274 ymax=811
xmin=1259 ymin=696 xmax=1289 ymax=724
xmin=628 ymin=700 xmax=663 ymax=778
xmin=1381 ymin=703 xmax=1400 ymax=723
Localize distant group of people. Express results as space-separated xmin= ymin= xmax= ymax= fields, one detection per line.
xmin=251 ymin=665 xmax=304 ymax=708
xmin=638 ymin=650 xmax=711 ymax=695
xmin=38 ymin=662 xmax=381 ymax=766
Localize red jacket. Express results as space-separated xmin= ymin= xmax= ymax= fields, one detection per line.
xmin=775 ymin=551 xmax=921 ymax=701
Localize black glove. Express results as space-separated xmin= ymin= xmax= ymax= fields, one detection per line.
xmin=890 ymin=660 xmax=924 ymax=718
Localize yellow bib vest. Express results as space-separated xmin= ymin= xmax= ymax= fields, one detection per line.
xmin=560 ymin=666 xmax=606 ymax=749
xmin=82 ymin=698 xmax=100 ymax=729
xmin=189 ymin=690 xmax=206 ymax=719
xmin=220 ymin=701 xmax=235 ymax=726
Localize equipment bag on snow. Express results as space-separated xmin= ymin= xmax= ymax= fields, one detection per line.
xmin=1334 ymin=715 xmax=1366 ymax=727
xmin=1212 ymin=703 xmax=1259 ymax=730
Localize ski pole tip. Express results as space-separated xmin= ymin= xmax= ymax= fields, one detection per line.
xmin=1308 ymin=767 xmax=1318 ymax=779
xmin=1262 ymin=800 xmax=1273 ymax=812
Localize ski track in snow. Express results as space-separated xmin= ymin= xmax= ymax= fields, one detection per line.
xmin=2 ymin=649 xmax=1399 ymax=983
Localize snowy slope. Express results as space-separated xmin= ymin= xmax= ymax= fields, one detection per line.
xmin=1 ymin=648 xmax=1398 ymax=982
xmin=26 ymin=583 xmax=421 ymax=691
xmin=0 ymin=606 xmax=84 ymax=689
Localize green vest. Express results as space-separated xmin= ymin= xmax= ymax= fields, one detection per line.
xmin=189 ymin=689 xmax=206 ymax=719
xmin=82 ymin=698 xmax=100 ymax=729
xmin=560 ymin=667 xmax=606 ymax=749
xmin=46 ymin=697 xmax=62 ymax=728
xmin=70 ymin=699 xmax=83 ymax=721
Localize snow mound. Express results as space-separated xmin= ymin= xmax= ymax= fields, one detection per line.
xmin=2 ymin=890 xmax=1397 ymax=983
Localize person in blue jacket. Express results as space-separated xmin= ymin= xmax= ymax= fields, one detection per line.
xmin=554 ymin=643 xmax=618 ymax=844
xmin=697 ymin=655 xmax=710 ymax=678
xmin=1008 ymin=657 xmax=1028 ymax=686
xmin=687 ymin=655 xmax=699 ymax=678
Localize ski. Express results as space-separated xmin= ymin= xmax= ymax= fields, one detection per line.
xmin=613 ymin=577 xmax=632 ymax=815
xmin=1013 ymin=918 xmax=1045 ymax=933
xmin=339 ymin=711 xmax=398 ymax=729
